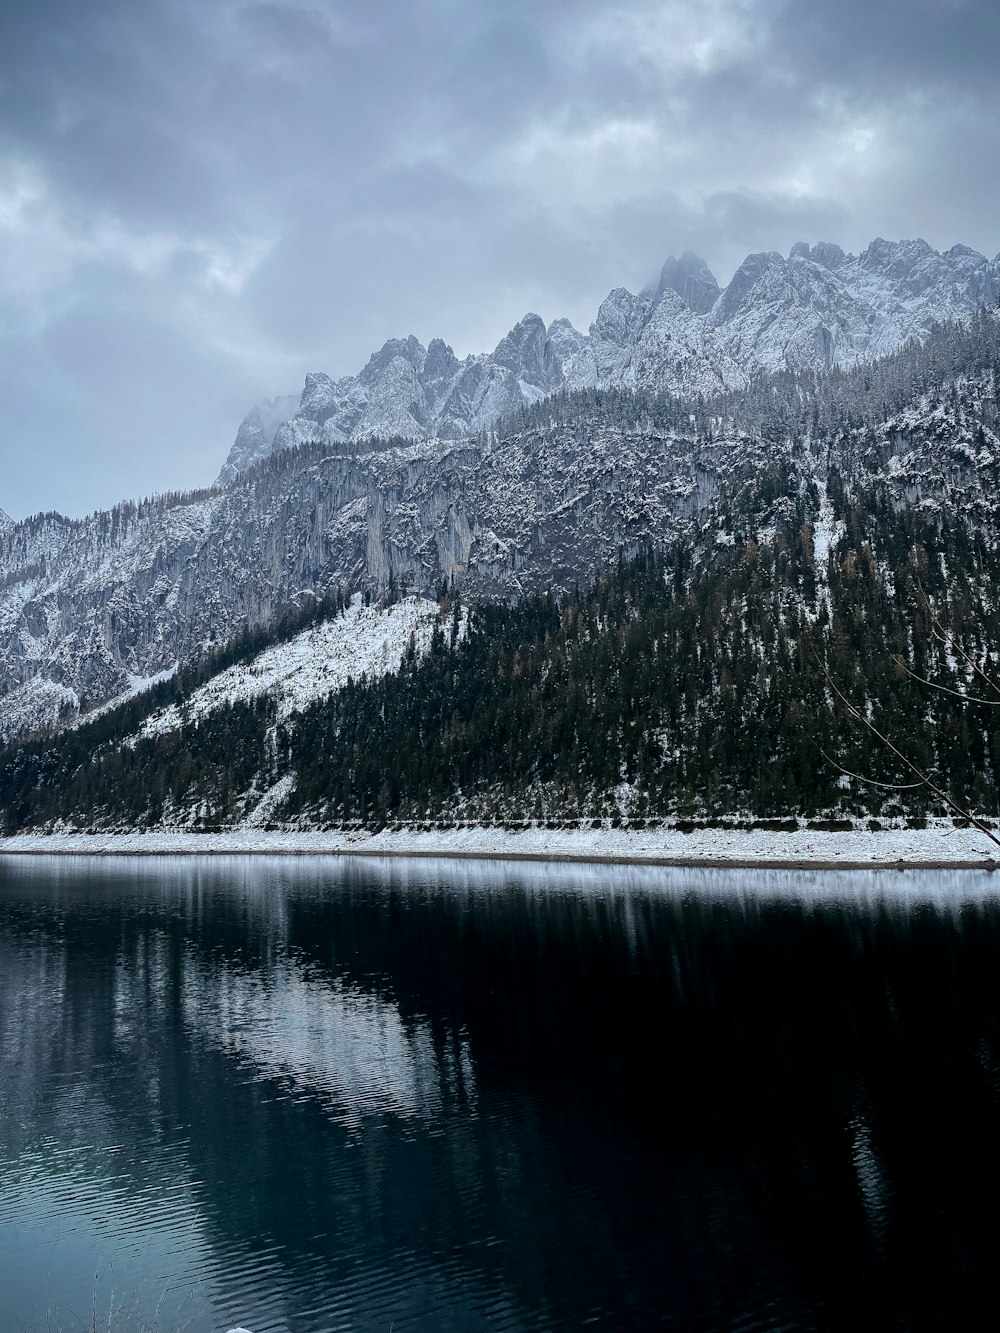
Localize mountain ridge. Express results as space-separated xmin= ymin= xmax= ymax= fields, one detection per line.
xmin=218 ymin=236 xmax=1000 ymax=484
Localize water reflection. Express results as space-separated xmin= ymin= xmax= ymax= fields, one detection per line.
xmin=1 ymin=854 xmax=1000 ymax=1331
xmin=181 ymin=948 xmax=450 ymax=1128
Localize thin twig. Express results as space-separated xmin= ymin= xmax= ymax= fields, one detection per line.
xmin=815 ymin=744 xmax=930 ymax=791
xmin=914 ymin=573 xmax=1000 ymax=699
xmin=822 ymin=660 xmax=1000 ymax=849
xmin=891 ymin=655 xmax=1000 ymax=705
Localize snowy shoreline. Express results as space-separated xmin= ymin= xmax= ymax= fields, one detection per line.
xmin=1 ymin=824 xmax=999 ymax=869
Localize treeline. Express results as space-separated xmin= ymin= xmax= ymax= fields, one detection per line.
xmin=4 ymin=473 xmax=1000 ymax=832
xmin=0 ymin=584 xmax=355 ymax=826
xmin=226 ymin=428 xmax=420 ymax=496
xmin=0 ymin=488 xmax=222 ymax=543
xmin=486 ymin=309 xmax=1000 ymax=454
xmin=283 ymin=482 xmax=1000 ymax=826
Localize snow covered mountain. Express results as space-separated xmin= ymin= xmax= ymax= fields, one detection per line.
xmin=218 ymin=238 xmax=1000 ymax=483
xmin=216 ymin=394 xmax=301 ymax=487
xmin=3 ymin=310 xmax=998 ymax=746
xmin=711 ymin=239 xmax=999 ymax=372
xmin=2 ymin=225 xmax=999 ymax=750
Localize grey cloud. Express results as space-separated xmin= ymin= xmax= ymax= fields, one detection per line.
xmin=1 ymin=278 xmax=274 ymax=519
xmin=777 ymin=0 xmax=1000 ymax=95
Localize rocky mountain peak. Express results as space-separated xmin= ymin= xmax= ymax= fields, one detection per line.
xmin=790 ymin=241 xmax=847 ymax=270
xmin=860 ymin=236 xmax=930 ymax=267
xmin=361 ymin=334 xmax=426 ymax=384
xmin=648 ymin=251 xmax=720 ymax=314
xmin=216 ymin=234 xmax=1000 ymax=484
xmin=491 ymin=313 xmax=562 ymax=392
xmin=216 ymin=392 xmax=301 ymax=487
xmin=858 ymin=237 xmax=955 ymax=295
xmin=711 ymin=251 xmax=784 ymax=323
xmin=544 ymin=317 xmax=587 ymax=361
xmin=591 ymin=287 xmax=652 ymax=346
xmin=423 ymin=337 xmax=461 ymax=384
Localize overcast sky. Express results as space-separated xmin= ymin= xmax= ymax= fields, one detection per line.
xmin=2 ymin=0 xmax=998 ymax=519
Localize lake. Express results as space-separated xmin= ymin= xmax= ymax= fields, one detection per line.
xmin=2 ymin=856 xmax=1000 ymax=1331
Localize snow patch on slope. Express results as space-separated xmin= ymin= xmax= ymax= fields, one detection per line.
xmin=137 ymin=595 xmax=443 ymax=740
xmin=243 ymin=774 xmax=298 ymax=829
xmin=126 ymin=667 xmax=178 ymax=693
xmin=84 ymin=666 xmax=180 ymax=722
xmin=0 ymin=677 xmax=78 ymax=743
xmin=812 ymin=477 xmax=842 ymax=566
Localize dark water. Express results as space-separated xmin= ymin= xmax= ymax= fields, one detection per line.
xmin=2 ymin=859 xmax=1000 ymax=1332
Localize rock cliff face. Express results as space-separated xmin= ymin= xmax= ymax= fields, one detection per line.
xmin=218 ymin=238 xmax=1000 ymax=483
xmin=1 ymin=419 xmax=758 ymax=740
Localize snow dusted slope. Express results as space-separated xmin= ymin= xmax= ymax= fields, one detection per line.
xmin=711 ymin=239 xmax=1000 ymax=371
xmin=3 ymin=314 xmax=998 ymax=746
xmin=0 ymin=415 xmax=752 ymax=739
xmin=0 ymin=677 xmax=79 ymax=742
xmin=137 ymin=596 xmax=442 ymax=739
xmin=0 ymin=494 xmax=221 ymax=741
xmin=218 ymin=237 xmax=1000 ymax=483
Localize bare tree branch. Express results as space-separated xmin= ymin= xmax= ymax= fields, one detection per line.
xmin=815 ymin=744 xmax=930 ymax=791
xmin=820 ymin=660 xmax=1000 ymax=850
xmin=891 ymin=655 xmax=1000 ymax=706
xmin=914 ymin=572 xmax=1000 ymax=701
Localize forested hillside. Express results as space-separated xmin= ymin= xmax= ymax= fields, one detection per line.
xmin=3 ymin=309 xmax=1000 ymax=833
xmin=4 ymin=455 xmax=999 ymax=833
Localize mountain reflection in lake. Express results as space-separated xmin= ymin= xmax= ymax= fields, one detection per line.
xmin=2 ymin=857 xmax=1000 ymax=1332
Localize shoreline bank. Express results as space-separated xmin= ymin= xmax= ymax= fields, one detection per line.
xmin=2 ymin=825 xmax=998 ymax=870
